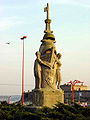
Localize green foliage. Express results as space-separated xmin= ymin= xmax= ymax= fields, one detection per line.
xmin=40 ymin=106 xmax=52 ymax=114
xmin=0 ymin=102 xmax=90 ymax=120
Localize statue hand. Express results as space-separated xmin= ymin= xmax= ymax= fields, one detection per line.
xmin=36 ymin=51 xmax=40 ymax=59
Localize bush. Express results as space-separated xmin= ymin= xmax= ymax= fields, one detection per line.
xmin=0 ymin=102 xmax=90 ymax=120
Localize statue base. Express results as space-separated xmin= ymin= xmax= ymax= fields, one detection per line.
xmin=31 ymin=88 xmax=64 ymax=108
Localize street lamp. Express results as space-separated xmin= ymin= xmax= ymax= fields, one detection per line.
xmin=20 ymin=36 xmax=27 ymax=105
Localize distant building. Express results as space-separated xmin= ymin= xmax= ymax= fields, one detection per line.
xmin=61 ymin=84 xmax=87 ymax=91
xmin=60 ymin=84 xmax=90 ymax=105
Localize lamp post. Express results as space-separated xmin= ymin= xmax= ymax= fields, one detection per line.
xmin=20 ymin=36 xmax=27 ymax=105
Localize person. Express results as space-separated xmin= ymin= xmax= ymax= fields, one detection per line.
xmin=34 ymin=51 xmax=51 ymax=89
xmin=56 ymin=53 xmax=62 ymax=89
xmin=34 ymin=52 xmax=41 ymax=89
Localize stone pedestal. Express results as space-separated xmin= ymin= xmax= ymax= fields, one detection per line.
xmin=31 ymin=88 xmax=64 ymax=108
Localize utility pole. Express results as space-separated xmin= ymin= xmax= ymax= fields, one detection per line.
xmin=20 ymin=36 xmax=27 ymax=105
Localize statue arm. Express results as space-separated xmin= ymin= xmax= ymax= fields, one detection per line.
xmin=57 ymin=61 xmax=62 ymax=67
xmin=37 ymin=58 xmax=51 ymax=68
xmin=35 ymin=51 xmax=51 ymax=68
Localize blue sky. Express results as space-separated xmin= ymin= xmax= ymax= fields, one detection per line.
xmin=0 ymin=0 xmax=90 ymax=95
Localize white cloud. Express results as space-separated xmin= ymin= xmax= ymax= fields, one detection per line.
xmin=44 ymin=0 xmax=76 ymax=4
xmin=80 ymin=4 xmax=90 ymax=8
xmin=44 ymin=0 xmax=90 ymax=8
xmin=0 ymin=16 xmax=23 ymax=30
xmin=0 ymin=7 xmax=4 ymax=15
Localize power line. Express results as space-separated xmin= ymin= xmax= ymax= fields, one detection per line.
xmin=0 ymin=84 xmax=33 ymax=86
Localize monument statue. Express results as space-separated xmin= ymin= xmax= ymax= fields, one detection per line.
xmin=34 ymin=3 xmax=62 ymax=90
xmin=32 ymin=3 xmax=64 ymax=107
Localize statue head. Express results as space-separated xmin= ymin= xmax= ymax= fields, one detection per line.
xmin=57 ymin=53 xmax=62 ymax=59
